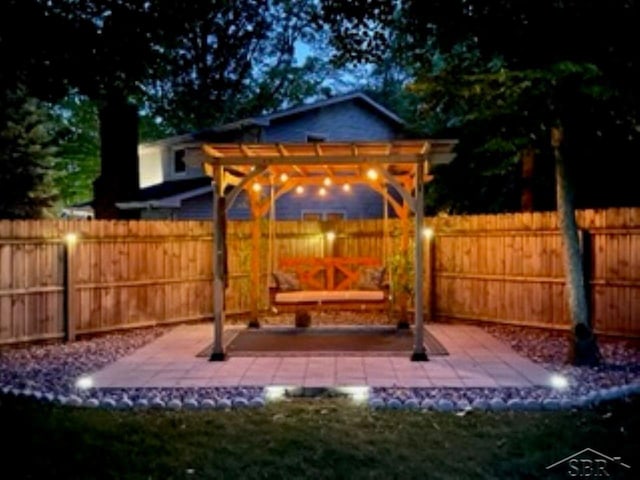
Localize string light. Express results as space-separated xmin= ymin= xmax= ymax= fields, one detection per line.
xmin=318 ymin=187 xmax=327 ymax=197
xmin=342 ymin=183 xmax=351 ymax=192
xmin=326 ymin=231 xmax=336 ymax=241
xmin=366 ymin=168 xmax=378 ymax=181
xmin=279 ymin=173 xmax=289 ymax=182
xmin=323 ymin=177 xmax=332 ymax=186
xmin=252 ymin=182 xmax=262 ymax=192
xmin=295 ymin=185 xmax=304 ymax=194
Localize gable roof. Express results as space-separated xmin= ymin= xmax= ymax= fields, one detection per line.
xmin=252 ymin=91 xmax=405 ymax=126
xmin=140 ymin=92 xmax=406 ymax=148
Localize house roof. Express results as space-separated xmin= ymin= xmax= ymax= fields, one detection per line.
xmin=116 ymin=177 xmax=211 ymax=210
xmin=139 ymin=91 xmax=407 ymax=149
xmin=251 ymin=91 xmax=406 ymax=126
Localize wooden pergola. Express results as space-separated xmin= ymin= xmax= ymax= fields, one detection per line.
xmin=196 ymin=139 xmax=456 ymax=361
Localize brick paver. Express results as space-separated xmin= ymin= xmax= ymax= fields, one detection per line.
xmin=90 ymin=323 xmax=551 ymax=389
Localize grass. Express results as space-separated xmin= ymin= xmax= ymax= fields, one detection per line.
xmin=1 ymin=394 xmax=638 ymax=480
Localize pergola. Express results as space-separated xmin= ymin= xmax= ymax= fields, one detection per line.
xmin=195 ymin=139 xmax=456 ymax=361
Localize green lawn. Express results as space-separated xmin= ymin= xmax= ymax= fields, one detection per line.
xmin=1 ymin=394 xmax=638 ymax=480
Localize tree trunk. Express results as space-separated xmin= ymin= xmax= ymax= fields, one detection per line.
xmin=93 ymin=97 xmax=140 ymax=219
xmin=520 ymin=148 xmax=535 ymax=211
xmin=552 ymin=126 xmax=600 ymax=366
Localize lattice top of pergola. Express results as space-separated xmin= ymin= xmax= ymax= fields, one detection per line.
xmin=194 ymin=139 xmax=456 ymax=217
xmin=199 ymin=139 xmax=455 ymax=193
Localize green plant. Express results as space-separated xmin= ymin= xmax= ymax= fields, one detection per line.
xmin=387 ymin=246 xmax=415 ymax=325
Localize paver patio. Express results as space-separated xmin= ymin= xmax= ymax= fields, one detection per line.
xmin=90 ymin=323 xmax=551 ymax=388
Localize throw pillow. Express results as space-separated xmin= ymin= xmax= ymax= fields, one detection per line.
xmin=355 ymin=266 xmax=386 ymax=290
xmin=272 ymin=270 xmax=301 ymax=291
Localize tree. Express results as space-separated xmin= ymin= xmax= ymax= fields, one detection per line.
xmin=144 ymin=0 xmax=334 ymax=132
xmin=0 ymin=87 xmax=61 ymax=218
xmin=55 ymin=95 xmax=100 ymax=206
xmin=317 ymin=0 xmax=640 ymax=364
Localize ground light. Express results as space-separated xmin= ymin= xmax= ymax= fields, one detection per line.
xmin=334 ymin=386 xmax=370 ymax=404
xmin=326 ymin=231 xmax=336 ymax=242
xmin=75 ymin=375 xmax=93 ymax=389
xmin=549 ymin=373 xmax=569 ymax=389
xmin=422 ymin=227 xmax=434 ymax=239
xmin=264 ymin=386 xmax=288 ymax=402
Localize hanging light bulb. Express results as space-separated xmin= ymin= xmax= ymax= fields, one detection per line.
xmin=279 ymin=172 xmax=289 ymax=183
xmin=252 ymin=182 xmax=262 ymax=192
xmin=295 ymin=185 xmax=304 ymax=194
xmin=323 ymin=176 xmax=332 ymax=186
xmin=366 ymin=168 xmax=378 ymax=181
xmin=318 ymin=187 xmax=327 ymax=197
xmin=342 ymin=183 xmax=351 ymax=192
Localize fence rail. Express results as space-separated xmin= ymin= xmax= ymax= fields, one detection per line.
xmin=0 ymin=208 xmax=639 ymax=345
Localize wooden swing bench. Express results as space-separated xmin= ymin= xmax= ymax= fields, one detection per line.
xmin=269 ymin=257 xmax=390 ymax=313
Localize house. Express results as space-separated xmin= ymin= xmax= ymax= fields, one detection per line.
xmin=101 ymin=92 xmax=454 ymax=220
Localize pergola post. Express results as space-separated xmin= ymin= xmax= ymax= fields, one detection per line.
xmin=210 ymin=164 xmax=226 ymax=361
xmin=411 ymin=160 xmax=428 ymax=362
xmin=248 ymin=189 xmax=262 ymax=328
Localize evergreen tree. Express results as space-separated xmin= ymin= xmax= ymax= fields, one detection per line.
xmin=0 ymin=87 xmax=61 ymax=218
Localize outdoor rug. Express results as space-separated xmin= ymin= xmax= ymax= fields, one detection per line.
xmin=197 ymin=327 xmax=448 ymax=357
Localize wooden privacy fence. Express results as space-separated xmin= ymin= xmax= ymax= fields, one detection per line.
xmin=427 ymin=208 xmax=640 ymax=337
xmin=0 ymin=208 xmax=639 ymax=345
xmin=0 ymin=221 xmax=213 ymax=344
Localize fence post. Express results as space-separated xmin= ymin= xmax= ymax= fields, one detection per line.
xmin=63 ymin=233 xmax=78 ymax=342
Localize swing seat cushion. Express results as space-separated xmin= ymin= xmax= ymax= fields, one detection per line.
xmin=274 ymin=290 xmax=385 ymax=304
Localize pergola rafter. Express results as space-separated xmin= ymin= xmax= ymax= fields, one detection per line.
xmin=195 ymin=140 xmax=457 ymax=362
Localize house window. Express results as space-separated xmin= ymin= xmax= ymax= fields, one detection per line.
xmin=173 ymin=149 xmax=186 ymax=174
xmin=301 ymin=211 xmax=346 ymax=221
xmin=306 ymin=133 xmax=326 ymax=143
xmin=325 ymin=212 xmax=346 ymax=221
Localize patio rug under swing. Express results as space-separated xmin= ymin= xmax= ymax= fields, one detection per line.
xmin=197 ymin=327 xmax=448 ymax=357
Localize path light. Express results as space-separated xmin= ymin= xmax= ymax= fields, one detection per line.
xmin=75 ymin=375 xmax=93 ymax=390
xmin=326 ymin=231 xmax=336 ymax=242
xmin=422 ymin=227 xmax=434 ymax=239
xmin=336 ymin=386 xmax=370 ymax=404
xmin=295 ymin=185 xmax=304 ymax=194
xmin=318 ymin=187 xmax=327 ymax=197
xmin=323 ymin=176 xmax=332 ymax=186
xmin=342 ymin=183 xmax=351 ymax=192
xmin=366 ymin=168 xmax=378 ymax=181
xmin=64 ymin=232 xmax=78 ymax=245
xmin=279 ymin=173 xmax=288 ymax=183
xmin=252 ymin=182 xmax=262 ymax=192
xmin=264 ymin=386 xmax=287 ymax=402
xmin=549 ymin=373 xmax=569 ymax=389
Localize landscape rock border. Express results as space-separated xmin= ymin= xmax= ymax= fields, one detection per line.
xmin=1 ymin=322 xmax=639 ymax=412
